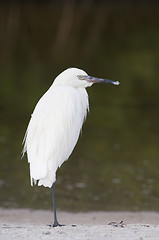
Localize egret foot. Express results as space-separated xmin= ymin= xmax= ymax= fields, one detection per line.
xmin=53 ymin=221 xmax=65 ymax=227
xmin=47 ymin=222 xmax=65 ymax=228
xmin=47 ymin=223 xmax=76 ymax=227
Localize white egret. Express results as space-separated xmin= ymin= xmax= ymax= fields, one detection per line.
xmin=22 ymin=67 xmax=120 ymax=227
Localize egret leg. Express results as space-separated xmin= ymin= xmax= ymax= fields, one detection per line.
xmin=52 ymin=184 xmax=65 ymax=227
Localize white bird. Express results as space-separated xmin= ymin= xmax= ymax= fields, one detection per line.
xmin=22 ymin=67 xmax=119 ymax=227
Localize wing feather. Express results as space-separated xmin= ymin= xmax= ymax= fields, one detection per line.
xmin=23 ymin=85 xmax=89 ymax=187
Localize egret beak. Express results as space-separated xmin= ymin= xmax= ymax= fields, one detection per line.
xmin=78 ymin=75 xmax=120 ymax=86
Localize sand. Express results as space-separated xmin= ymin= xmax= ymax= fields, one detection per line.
xmin=0 ymin=208 xmax=159 ymax=240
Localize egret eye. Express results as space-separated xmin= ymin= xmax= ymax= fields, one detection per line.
xmin=77 ymin=75 xmax=87 ymax=80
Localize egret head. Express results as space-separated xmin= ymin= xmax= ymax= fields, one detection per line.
xmin=53 ymin=68 xmax=120 ymax=88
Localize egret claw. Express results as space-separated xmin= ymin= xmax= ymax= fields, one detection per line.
xmin=53 ymin=222 xmax=65 ymax=227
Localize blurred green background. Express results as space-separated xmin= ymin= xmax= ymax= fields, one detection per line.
xmin=0 ymin=0 xmax=159 ymax=212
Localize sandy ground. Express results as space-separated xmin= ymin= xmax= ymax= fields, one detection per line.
xmin=0 ymin=208 xmax=159 ymax=240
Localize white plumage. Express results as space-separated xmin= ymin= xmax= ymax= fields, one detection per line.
xmin=22 ymin=67 xmax=119 ymax=189
xmin=23 ymin=68 xmax=91 ymax=187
